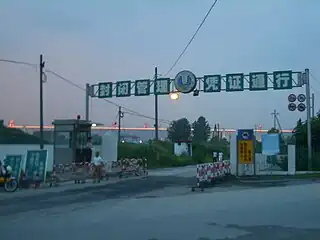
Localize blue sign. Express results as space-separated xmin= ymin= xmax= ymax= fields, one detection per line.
xmin=237 ymin=129 xmax=254 ymax=141
xmin=262 ymin=134 xmax=280 ymax=155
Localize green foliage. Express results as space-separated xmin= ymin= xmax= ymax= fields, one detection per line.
xmin=192 ymin=116 xmax=211 ymax=143
xmin=118 ymin=139 xmax=229 ymax=168
xmin=293 ymin=115 xmax=320 ymax=170
xmin=167 ymin=118 xmax=191 ymax=142
xmin=267 ymin=127 xmax=279 ymax=133
xmin=0 ymin=126 xmax=48 ymax=144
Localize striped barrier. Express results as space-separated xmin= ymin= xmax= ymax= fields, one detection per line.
xmin=194 ymin=160 xmax=231 ymax=190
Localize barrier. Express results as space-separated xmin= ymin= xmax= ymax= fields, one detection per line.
xmin=193 ymin=160 xmax=231 ymax=191
xmin=50 ymin=157 xmax=148 ymax=185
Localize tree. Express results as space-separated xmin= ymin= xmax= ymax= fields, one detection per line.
xmin=192 ymin=116 xmax=211 ymax=142
xmin=167 ymin=118 xmax=191 ymax=142
xmin=267 ymin=127 xmax=279 ymax=133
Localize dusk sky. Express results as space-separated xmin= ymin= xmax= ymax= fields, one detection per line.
xmin=0 ymin=0 xmax=319 ymax=130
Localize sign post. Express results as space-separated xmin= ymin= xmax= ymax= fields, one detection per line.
xmin=237 ymin=129 xmax=255 ymax=176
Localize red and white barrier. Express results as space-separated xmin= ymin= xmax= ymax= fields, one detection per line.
xmin=196 ymin=160 xmax=231 ymax=186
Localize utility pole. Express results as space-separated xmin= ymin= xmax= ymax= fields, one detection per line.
xmin=85 ymin=83 xmax=90 ymax=121
xmin=154 ymin=67 xmax=159 ymax=141
xmin=271 ymin=109 xmax=279 ymax=129
xmin=311 ymin=93 xmax=315 ymax=118
xmin=118 ymin=106 xmax=124 ymax=144
xmin=305 ymin=68 xmax=312 ymax=170
xmin=39 ymin=54 xmax=45 ymax=150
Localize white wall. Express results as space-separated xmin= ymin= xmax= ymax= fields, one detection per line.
xmin=174 ymin=143 xmax=190 ymax=156
xmin=0 ymin=144 xmax=54 ymax=171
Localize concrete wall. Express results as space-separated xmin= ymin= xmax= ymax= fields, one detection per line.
xmin=0 ymin=144 xmax=54 ymax=171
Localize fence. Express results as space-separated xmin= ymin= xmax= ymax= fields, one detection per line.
xmin=50 ymin=158 xmax=148 ymax=184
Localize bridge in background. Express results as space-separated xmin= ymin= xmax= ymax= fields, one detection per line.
xmin=11 ymin=125 xmax=294 ymax=133
xmin=10 ymin=125 xmax=294 ymax=142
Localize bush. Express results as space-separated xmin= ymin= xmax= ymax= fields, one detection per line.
xmin=118 ymin=140 xmax=229 ymax=169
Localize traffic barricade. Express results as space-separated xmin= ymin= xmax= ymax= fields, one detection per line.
xmin=192 ymin=160 xmax=232 ymax=191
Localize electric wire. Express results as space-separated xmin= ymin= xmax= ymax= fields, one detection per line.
xmin=164 ymin=0 xmax=219 ymax=76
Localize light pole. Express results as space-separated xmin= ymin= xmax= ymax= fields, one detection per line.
xmin=39 ymin=54 xmax=45 ymax=149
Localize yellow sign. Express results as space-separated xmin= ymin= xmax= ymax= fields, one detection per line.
xmin=238 ymin=140 xmax=254 ymax=164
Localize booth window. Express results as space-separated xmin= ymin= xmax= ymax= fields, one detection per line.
xmin=55 ymin=132 xmax=71 ymax=148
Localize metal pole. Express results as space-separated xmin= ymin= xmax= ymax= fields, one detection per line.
xmin=118 ymin=106 xmax=122 ymax=144
xmin=154 ymin=67 xmax=159 ymax=141
xmin=39 ymin=54 xmax=45 ymax=150
xmin=85 ymin=83 xmax=90 ymax=121
xmin=311 ymin=93 xmax=315 ymax=118
xmin=305 ymin=68 xmax=312 ymax=170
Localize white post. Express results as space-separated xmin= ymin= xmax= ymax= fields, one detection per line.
xmin=287 ymin=145 xmax=296 ymax=175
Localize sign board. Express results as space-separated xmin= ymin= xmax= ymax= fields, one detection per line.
xmin=174 ymin=70 xmax=197 ymax=93
xmin=297 ymin=94 xmax=306 ymax=102
xmin=237 ymin=129 xmax=254 ymax=141
xmin=262 ymin=134 xmax=280 ymax=155
xmin=297 ymin=103 xmax=306 ymax=112
xmin=4 ymin=154 xmax=23 ymax=178
xmin=95 ymin=70 xmax=298 ymax=98
xmin=24 ymin=150 xmax=48 ymax=182
xmin=288 ymin=103 xmax=296 ymax=111
xmin=237 ymin=129 xmax=254 ymax=164
xmin=288 ymin=94 xmax=296 ymax=102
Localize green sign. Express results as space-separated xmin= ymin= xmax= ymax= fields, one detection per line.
xmin=203 ymin=75 xmax=221 ymax=92
xmin=98 ymin=82 xmax=112 ymax=98
xmin=94 ymin=69 xmax=298 ymax=98
xmin=249 ymin=72 xmax=268 ymax=91
xmin=154 ymin=78 xmax=171 ymax=95
xmin=273 ymin=71 xmax=292 ymax=90
xmin=135 ymin=79 xmax=150 ymax=96
xmin=25 ymin=150 xmax=48 ymax=182
xmin=4 ymin=154 xmax=23 ymax=178
xmin=226 ymin=73 xmax=244 ymax=92
xmin=116 ymin=81 xmax=131 ymax=97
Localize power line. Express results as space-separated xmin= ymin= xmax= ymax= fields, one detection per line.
xmin=0 ymin=58 xmax=37 ymax=69
xmin=0 ymin=57 xmax=170 ymax=124
xmin=310 ymin=72 xmax=320 ymax=95
xmin=45 ymin=69 xmax=171 ymax=124
xmin=164 ymin=0 xmax=219 ymax=77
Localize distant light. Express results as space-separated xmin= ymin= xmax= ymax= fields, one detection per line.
xmin=92 ymin=123 xmax=97 ymax=127
xmin=121 ymin=140 xmax=125 ymax=143
xmin=139 ymin=140 xmax=143 ymax=143
xmin=170 ymin=93 xmax=179 ymax=100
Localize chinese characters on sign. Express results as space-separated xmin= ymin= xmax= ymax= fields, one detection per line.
xmin=116 ymin=81 xmax=131 ymax=97
xmin=98 ymin=82 xmax=112 ymax=98
xmin=25 ymin=150 xmax=48 ymax=182
xmin=273 ymin=71 xmax=292 ymax=90
xmin=249 ymin=72 xmax=268 ymax=91
xmin=135 ymin=79 xmax=150 ymax=96
xmin=226 ymin=73 xmax=244 ymax=92
xmin=4 ymin=154 xmax=22 ymax=178
xmin=204 ymin=75 xmax=221 ymax=92
xmin=154 ymin=78 xmax=171 ymax=95
xmin=96 ymin=70 xmax=295 ymax=98
xmin=238 ymin=140 xmax=254 ymax=164
xmin=237 ymin=129 xmax=254 ymax=164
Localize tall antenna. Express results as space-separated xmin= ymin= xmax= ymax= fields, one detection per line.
xmin=271 ymin=109 xmax=279 ymax=129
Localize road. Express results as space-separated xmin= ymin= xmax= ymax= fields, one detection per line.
xmin=0 ymin=166 xmax=319 ymax=239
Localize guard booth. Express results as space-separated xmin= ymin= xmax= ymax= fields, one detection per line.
xmin=52 ymin=117 xmax=92 ymax=165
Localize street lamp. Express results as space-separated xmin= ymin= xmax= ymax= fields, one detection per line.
xmin=170 ymin=92 xmax=180 ymax=100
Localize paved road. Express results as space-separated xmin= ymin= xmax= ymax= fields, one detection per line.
xmin=0 ymin=168 xmax=320 ymax=239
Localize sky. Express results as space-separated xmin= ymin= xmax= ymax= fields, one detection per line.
xmin=0 ymin=0 xmax=320 ymax=130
